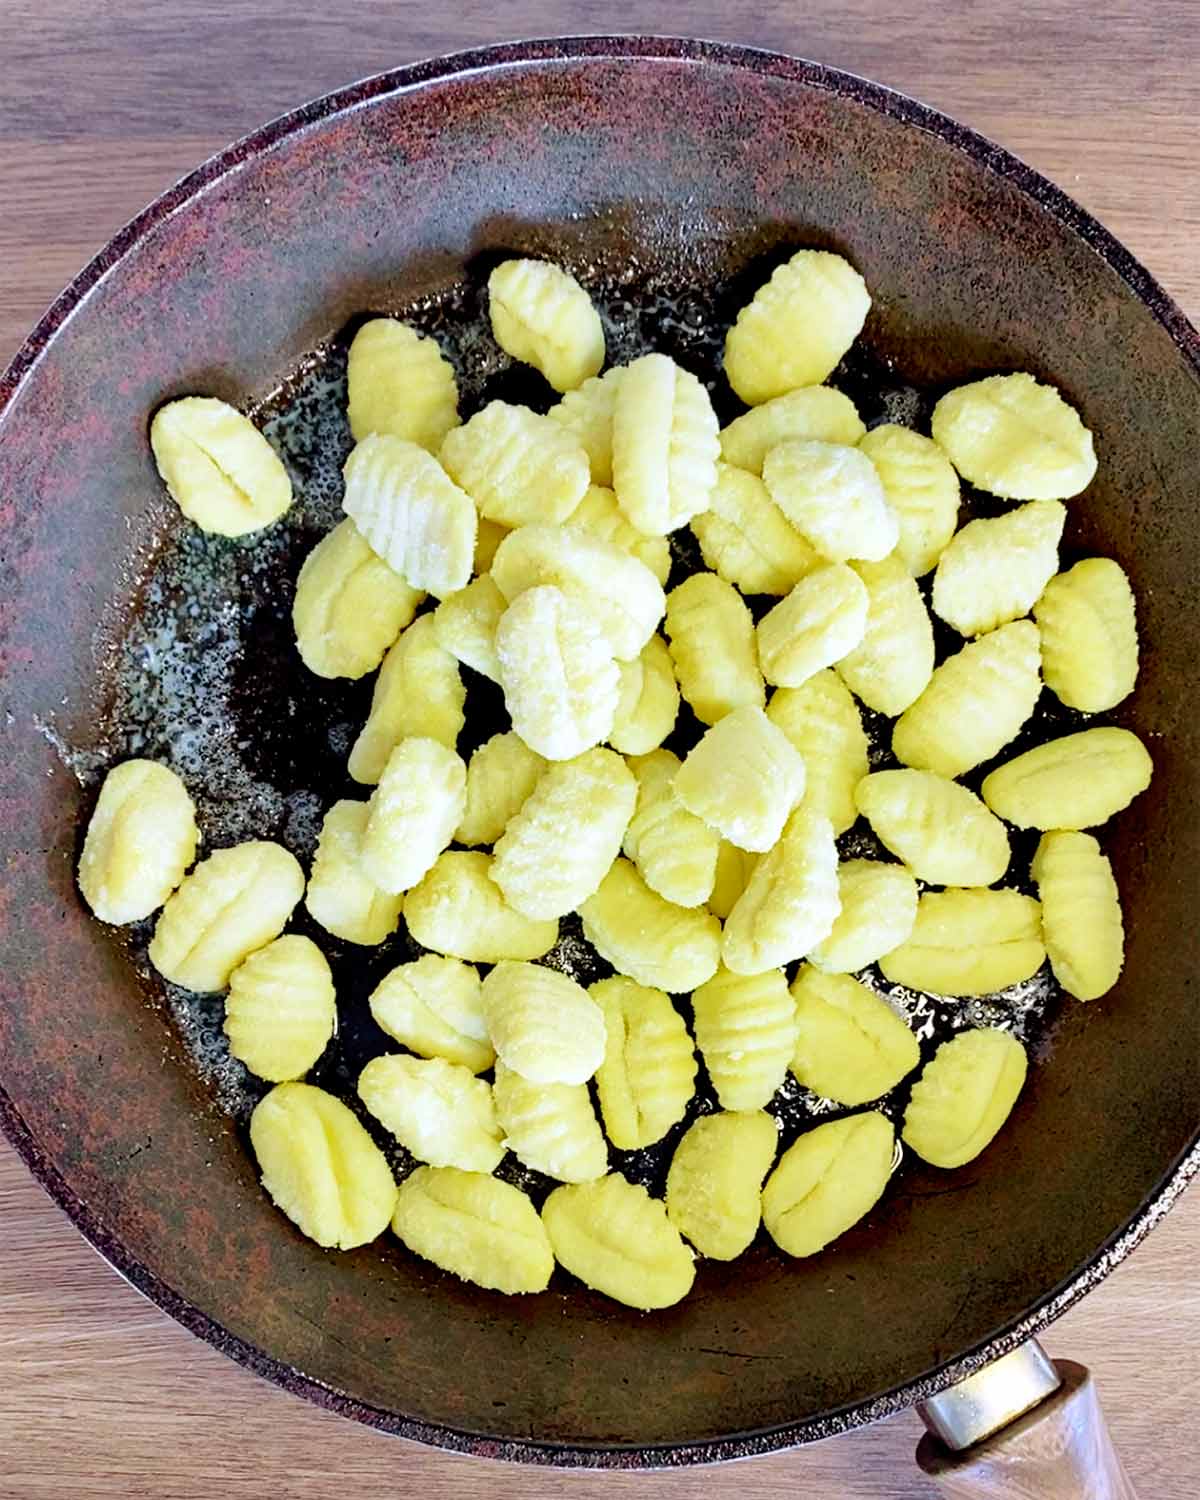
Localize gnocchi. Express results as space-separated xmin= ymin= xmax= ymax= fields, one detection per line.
xmin=756 ymin=562 xmax=869 ymax=688
xmin=981 ymin=727 xmax=1153 ymax=830
xmin=761 ymin=1111 xmax=894 ymax=1257
xmin=722 ymin=808 xmax=841 ymax=974
xmin=902 ymin=1029 xmax=1028 ymax=1169
xmin=149 ymin=841 xmax=304 ymax=992
xmin=719 ymin=385 xmax=866 ymax=473
xmin=1034 ymin=558 xmax=1139 ymax=712
xmin=362 ymin=737 xmax=466 ymax=894
xmin=609 ymin=636 xmax=680 ymax=756
xmin=857 ymin=423 xmax=960 ymax=577
xmin=78 ymin=759 xmax=198 ymax=925
xmin=789 ymin=969 xmax=919 ymax=1104
xmin=430 ymin=573 xmax=506 ymax=680
xmin=341 ymin=433 xmax=475 ymax=597
xmin=358 ymin=1053 xmax=504 ymax=1172
xmin=150 ymin=396 xmax=293 ymax=537
xmin=591 ymin=975 xmax=697 ymax=1150
xmin=1031 ymin=831 xmax=1124 ymax=1001
xmin=665 ymin=1110 xmax=778 ymax=1260
xmin=369 ymin=955 xmax=494 ymax=1074
xmin=564 ymin=482 xmax=671 ymax=584
xmin=707 ymin=841 xmax=759 ymax=921
xmin=224 ymin=935 xmax=336 ymax=1083
xmin=473 ymin=515 xmax=509 ymax=574
xmin=674 ymin=705 xmax=806 ymax=853
xmin=492 ymin=1061 xmax=608 ymax=1183
xmin=440 ymin=400 xmax=589 ymax=527
xmin=403 ymin=851 xmax=558 ymax=963
xmin=764 ymin=439 xmax=898 ymax=563
xmin=455 ymin=732 xmax=546 ymax=848
xmin=488 ymin=258 xmax=605 ymax=393
xmin=348 ymin=613 xmax=465 ymax=784
xmin=665 ymin=573 xmax=765 ymax=726
xmin=691 ymin=966 xmax=796 ymax=1110
xmin=766 ymin=672 xmax=869 ymax=836
xmin=836 ymin=556 xmax=935 ymax=715
xmin=304 ymin=800 xmax=404 ymax=946
xmin=346 ymin=318 xmax=459 ymax=450
xmin=578 ymin=858 xmax=722 ymax=993
xmin=806 ymin=860 xmax=919 ymax=975
xmin=611 ymin=353 xmax=719 ymax=534
xmin=549 ymin=370 xmax=623 ymax=487
xmin=480 ymin=960 xmax=606 ymax=1086
xmin=932 ymin=500 xmax=1066 ymax=638
xmin=541 ymin=1174 xmax=696 ymax=1310
xmin=622 ymin=749 xmax=720 ymax=908
xmin=856 ymin=769 xmax=1011 ymax=888
xmin=691 ymin=463 xmax=817 ymax=596
xmin=879 ymin=889 xmax=1046 ymax=997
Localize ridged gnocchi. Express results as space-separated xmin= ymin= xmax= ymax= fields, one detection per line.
xmin=491 ymin=747 xmax=636 ymax=919
xmin=806 ymin=860 xmax=919 ymax=975
xmin=879 ymin=889 xmax=1046 ymax=997
xmin=542 ymin=1175 xmax=696 ymax=1309
xmin=981 ymin=727 xmax=1153 ymax=830
xmin=565 ymin=481 xmax=671 ymax=584
xmin=293 ymin=518 xmax=423 ymax=679
xmin=250 ymin=1082 xmax=397 ymax=1250
xmin=495 ymin=585 xmax=620 ymax=760
xmin=1034 ymin=558 xmax=1139 ymax=712
xmin=790 ymin=969 xmax=919 ymax=1103
xmin=931 ymin=372 xmax=1097 ymax=501
xmin=149 ymin=840 xmax=304 ymax=992
xmin=369 ymin=955 xmax=493 ymax=1074
xmin=346 ymin=318 xmax=459 ymax=450
xmin=358 ymin=1053 xmax=504 ymax=1171
xmin=224 ymin=935 xmax=336 ymax=1082
xmin=762 ymin=1111 xmax=894 ymax=1257
xmin=591 ymin=976 xmax=697 ymax=1150
xmin=674 ymin=706 xmax=806 ymax=853
xmin=723 ymin=249 xmax=871 ymax=404
xmin=348 ymin=613 xmax=465 ymax=784
xmin=1031 ymin=831 xmax=1124 ymax=1001
xmin=691 ymin=966 xmax=796 ymax=1110
xmin=836 ymin=556 xmax=935 ymax=715
xmin=480 ymin=961 xmax=606 ymax=1085
xmin=403 ymin=851 xmax=558 ymax=963
xmin=622 ymin=749 xmax=720 ymax=908
xmin=430 ymin=573 xmax=505 ymax=680
xmin=764 ymin=440 xmax=898 ymax=563
xmin=609 ymin=636 xmax=680 ymax=756
xmin=720 ymin=385 xmax=866 ymax=473
xmin=455 ymin=732 xmax=545 ymax=848
xmin=440 ymin=400 xmax=589 ymax=527
xmin=578 ymin=858 xmax=722 ymax=993
xmin=903 ymin=1029 xmax=1028 ymax=1169
xmin=549 ymin=370 xmax=623 ymax=487
xmin=150 ymin=396 xmax=293 ymax=537
xmin=304 ymin=800 xmax=404 ymax=946
xmin=665 ymin=573 xmax=765 ymax=726
xmin=932 ymin=500 xmax=1066 ymax=638
xmin=691 ymin=463 xmax=817 ymax=596
xmin=78 ymin=760 xmax=198 ymax=924
xmin=492 ymin=1062 xmax=608 ymax=1182
xmin=856 ymin=769 xmax=1011 ymax=888
xmin=611 ymin=353 xmax=719 ymax=534
xmin=766 ymin=672 xmax=868 ymax=835
xmin=488 ymin=258 xmax=605 ymax=393
xmin=756 ymin=562 xmax=869 ymax=687
xmin=392 ymin=1165 xmax=553 ymax=1294
xmin=362 ymin=737 xmax=466 ymax=894
xmin=341 ymin=434 xmax=475 ymax=597
xmin=857 ymin=424 xmax=960 ymax=577
xmin=892 ymin=620 xmax=1042 ymax=779
xmin=722 ymin=808 xmax=841 ymax=974
xmin=665 ymin=1110 xmax=778 ymax=1260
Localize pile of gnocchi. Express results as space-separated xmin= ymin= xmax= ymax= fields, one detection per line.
xmin=79 ymin=248 xmax=1152 ymax=1311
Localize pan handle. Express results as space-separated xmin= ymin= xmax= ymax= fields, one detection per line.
xmin=915 ymin=1342 xmax=1136 ymax=1498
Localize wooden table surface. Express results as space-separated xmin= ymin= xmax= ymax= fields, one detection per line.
xmin=2 ymin=3 xmax=1197 ymax=1495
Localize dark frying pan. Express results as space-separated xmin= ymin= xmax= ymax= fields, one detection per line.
xmin=0 ymin=35 xmax=1197 ymax=1489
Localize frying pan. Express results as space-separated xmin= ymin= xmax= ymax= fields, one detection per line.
xmin=1 ymin=34 xmax=1197 ymax=1492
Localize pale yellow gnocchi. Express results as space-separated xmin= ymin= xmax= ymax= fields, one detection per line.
xmin=578 ymin=858 xmax=722 ymax=993
xmin=856 ymin=769 xmax=1011 ymax=888
xmin=304 ymin=800 xmax=404 ymax=946
xmin=723 ymin=249 xmax=871 ymax=404
xmin=674 ymin=705 xmax=806 ymax=853
xmin=719 ymin=385 xmax=866 ymax=473
xmin=392 ymin=1165 xmax=553 ymax=1294
xmin=981 ymin=727 xmax=1153 ymax=830
xmin=932 ymin=500 xmax=1066 ymax=638
xmin=491 ymin=747 xmax=636 ymax=919
xmin=362 ymin=737 xmax=466 ymax=894
xmin=879 ymin=889 xmax=1045 ymax=997
xmin=150 ymin=396 xmax=293 ymax=537
xmin=348 ymin=613 xmax=465 ymax=784
xmin=857 ymin=423 xmax=960 ymax=577
xmin=455 ymin=732 xmax=546 ymax=847
xmin=1034 ymin=558 xmax=1139 ymax=712
xmin=836 ymin=555 xmax=935 ymax=715
xmin=224 ymin=934 xmax=336 ymax=1083
xmin=706 ymin=841 xmax=759 ymax=921
xmin=931 ymin=372 xmax=1097 ymax=501
xmin=488 ymin=258 xmax=605 ymax=393
xmin=403 ymin=851 xmax=558 ymax=963
xmin=756 ymin=562 xmax=869 ymax=688
xmin=250 ymin=1082 xmax=397 ymax=1250
xmin=892 ymin=620 xmax=1042 ymax=779
xmin=149 ymin=840 xmax=304 ymax=992
xmin=764 ymin=440 xmax=898 ymax=563
xmin=346 ymin=318 xmax=459 ymax=450
xmin=691 ymin=966 xmax=796 ymax=1110
xmin=902 ymin=1029 xmax=1028 ymax=1169
xmin=430 ymin=573 xmax=506 ymax=680
xmin=691 ymin=463 xmax=817 ymax=596
xmin=492 ymin=1061 xmax=608 ymax=1183
xmin=665 ymin=1110 xmax=778 ymax=1260
xmin=341 ymin=434 xmax=475 ymax=597
xmin=541 ymin=1174 xmax=695 ymax=1310
xmin=611 ymin=353 xmax=719 ymax=534
xmin=473 ymin=515 xmax=509 ymax=574
xmin=480 ymin=961 xmax=606 ymax=1086
xmin=722 ymin=807 xmax=841 ymax=974
xmin=762 ymin=1110 xmax=894 ymax=1257
xmin=369 ymin=955 xmax=493 ymax=1074
xmin=358 ymin=1053 xmax=504 ymax=1172
xmin=766 ymin=671 xmax=868 ymax=836
xmin=591 ymin=976 xmax=697 ymax=1150
xmin=440 ymin=400 xmax=589 ymax=527
xmin=622 ymin=749 xmax=720 ymax=909
xmin=78 ymin=760 xmax=198 ymax=925
xmin=564 ymin=482 xmax=671 ymax=584
xmin=1031 ymin=831 xmax=1124 ymax=1001
xmin=549 ymin=370 xmax=623 ymax=487
xmin=665 ymin=572 xmax=765 ymax=726
xmin=609 ymin=636 xmax=680 ymax=756
xmin=789 ymin=969 xmax=920 ymax=1104
xmin=806 ymin=860 xmax=919 ymax=975
xmin=293 ymin=518 xmax=423 ymax=680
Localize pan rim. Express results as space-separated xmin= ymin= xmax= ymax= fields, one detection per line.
xmin=2 ymin=32 xmax=1198 ymax=1467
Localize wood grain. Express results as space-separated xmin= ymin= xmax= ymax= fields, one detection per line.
xmin=1 ymin=4 xmax=1198 ymax=1496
